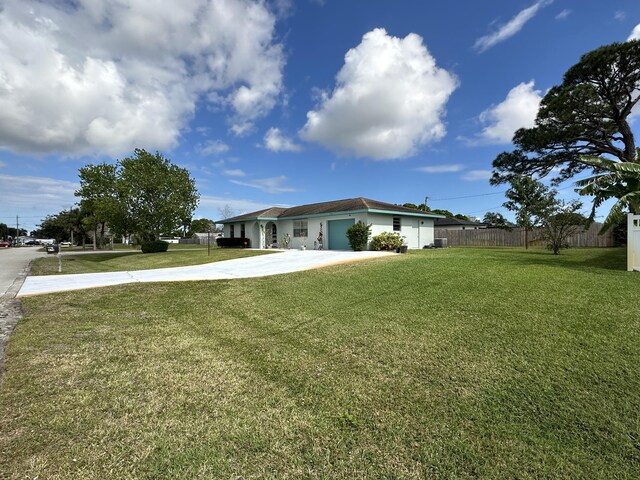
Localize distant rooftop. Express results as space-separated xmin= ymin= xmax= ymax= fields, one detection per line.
xmin=434 ymin=217 xmax=487 ymax=227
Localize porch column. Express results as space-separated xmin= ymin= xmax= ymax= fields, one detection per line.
xmin=259 ymin=222 xmax=266 ymax=249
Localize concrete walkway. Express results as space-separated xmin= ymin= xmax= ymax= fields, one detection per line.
xmin=18 ymin=250 xmax=392 ymax=297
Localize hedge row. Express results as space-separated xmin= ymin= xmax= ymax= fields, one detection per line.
xmin=216 ymin=237 xmax=251 ymax=248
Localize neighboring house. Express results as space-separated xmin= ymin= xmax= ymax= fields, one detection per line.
xmin=434 ymin=218 xmax=488 ymax=230
xmin=158 ymin=236 xmax=181 ymax=244
xmin=217 ymin=197 xmax=444 ymax=250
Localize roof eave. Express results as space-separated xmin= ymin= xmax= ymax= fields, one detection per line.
xmin=217 ymin=217 xmax=279 ymax=223
xmin=366 ymin=208 xmax=445 ymax=219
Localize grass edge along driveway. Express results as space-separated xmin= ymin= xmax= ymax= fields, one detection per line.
xmin=1 ymin=247 xmax=639 ymax=479
xmin=29 ymin=248 xmax=273 ymax=276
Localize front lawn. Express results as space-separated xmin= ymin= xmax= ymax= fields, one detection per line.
xmin=29 ymin=248 xmax=271 ymax=275
xmin=1 ymin=248 xmax=638 ymax=478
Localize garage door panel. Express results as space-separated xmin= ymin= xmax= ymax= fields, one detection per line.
xmin=328 ymin=219 xmax=355 ymax=250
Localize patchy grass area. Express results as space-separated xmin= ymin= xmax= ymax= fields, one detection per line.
xmin=1 ymin=248 xmax=639 ymax=478
xmin=30 ymin=248 xmax=270 ymax=275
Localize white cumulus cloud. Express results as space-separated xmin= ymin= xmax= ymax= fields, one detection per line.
xmin=477 ymin=81 xmax=542 ymax=144
xmin=474 ymin=0 xmax=553 ymax=53
xmin=461 ymin=170 xmax=492 ymax=182
xmin=263 ymin=127 xmax=302 ymax=152
xmin=415 ymin=164 xmax=464 ymax=173
xmin=300 ymin=28 xmax=458 ymax=160
xmin=230 ymin=175 xmax=297 ymax=193
xmin=629 ymin=24 xmax=640 ymax=41
xmin=0 ymin=0 xmax=285 ymax=156
xmin=222 ymin=169 xmax=246 ymax=177
xmin=199 ymin=140 xmax=230 ymax=156
xmin=199 ymin=194 xmax=278 ymax=218
xmin=0 ymin=174 xmax=80 ymax=231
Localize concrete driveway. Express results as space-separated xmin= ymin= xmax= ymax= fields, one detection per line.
xmin=0 ymin=247 xmax=47 ymax=299
xmin=18 ymin=250 xmax=392 ymax=297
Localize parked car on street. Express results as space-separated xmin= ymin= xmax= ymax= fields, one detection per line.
xmin=0 ymin=240 xmax=11 ymax=248
xmin=59 ymin=241 xmax=72 ymax=247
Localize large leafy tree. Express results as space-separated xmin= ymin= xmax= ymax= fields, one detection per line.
xmin=483 ymin=212 xmax=512 ymax=230
xmin=33 ymin=208 xmax=88 ymax=243
xmin=503 ymin=176 xmax=558 ymax=249
xmin=1 ymin=223 xmax=27 ymax=239
xmin=492 ymin=40 xmax=640 ymax=210
xmin=188 ymin=218 xmax=216 ymax=236
xmin=76 ymin=163 xmax=120 ymax=248
xmin=76 ymin=149 xmax=199 ymax=244
xmin=119 ymin=149 xmax=199 ymax=242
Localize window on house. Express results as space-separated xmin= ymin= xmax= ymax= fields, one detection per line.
xmin=230 ymin=224 xmax=235 ymax=238
xmin=240 ymin=223 xmax=245 ymax=238
xmin=293 ymin=220 xmax=308 ymax=237
xmin=393 ymin=217 xmax=401 ymax=232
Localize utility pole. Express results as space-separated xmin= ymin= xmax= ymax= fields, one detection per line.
xmin=423 ymin=196 xmax=429 ymax=212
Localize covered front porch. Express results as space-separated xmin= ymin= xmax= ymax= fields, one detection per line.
xmin=248 ymin=219 xmax=327 ymax=250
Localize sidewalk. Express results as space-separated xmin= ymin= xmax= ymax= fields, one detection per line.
xmin=18 ymin=250 xmax=392 ymax=297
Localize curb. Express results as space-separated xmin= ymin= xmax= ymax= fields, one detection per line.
xmin=2 ymin=259 xmax=35 ymax=302
xmin=0 ymin=259 xmax=35 ymax=382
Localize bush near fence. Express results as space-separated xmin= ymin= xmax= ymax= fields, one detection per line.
xmin=435 ymin=223 xmax=614 ymax=248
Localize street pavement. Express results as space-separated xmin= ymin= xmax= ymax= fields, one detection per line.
xmin=18 ymin=249 xmax=392 ymax=297
xmin=0 ymin=247 xmax=47 ymax=298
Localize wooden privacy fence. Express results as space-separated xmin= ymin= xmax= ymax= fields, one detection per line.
xmin=435 ymin=223 xmax=614 ymax=248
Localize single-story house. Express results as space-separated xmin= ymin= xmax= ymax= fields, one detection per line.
xmin=434 ymin=217 xmax=488 ymax=230
xmin=217 ymin=197 xmax=445 ymax=250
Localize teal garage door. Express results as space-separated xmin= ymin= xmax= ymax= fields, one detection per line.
xmin=327 ymin=218 xmax=355 ymax=250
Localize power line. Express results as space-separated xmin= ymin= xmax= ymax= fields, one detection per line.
xmin=465 ymin=205 xmax=508 ymax=215
xmin=430 ymin=191 xmax=506 ymax=202
xmin=430 ymin=176 xmax=593 ymax=203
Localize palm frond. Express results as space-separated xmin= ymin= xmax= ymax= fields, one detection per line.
xmin=599 ymin=191 xmax=640 ymax=233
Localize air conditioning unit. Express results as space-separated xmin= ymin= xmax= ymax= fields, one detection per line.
xmin=434 ymin=238 xmax=448 ymax=248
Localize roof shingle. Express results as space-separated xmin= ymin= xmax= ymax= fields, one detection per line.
xmin=219 ymin=197 xmax=443 ymax=223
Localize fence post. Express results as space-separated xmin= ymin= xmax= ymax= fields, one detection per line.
xmin=629 ymin=214 xmax=635 ymax=272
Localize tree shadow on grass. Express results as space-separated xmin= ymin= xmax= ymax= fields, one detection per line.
xmin=73 ymin=252 xmax=140 ymax=264
xmin=498 ymin=247 xmax=628 ymax=273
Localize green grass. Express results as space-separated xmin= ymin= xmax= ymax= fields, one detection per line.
xmin=29 ymin=248 xmax=271 ymax=275
xmin=1 ymin=248 xmax=639 ymax=478
xmin=60 ymin=242 xmax=209 ymax=252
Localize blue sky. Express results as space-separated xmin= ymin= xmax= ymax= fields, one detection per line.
xmin=1 ymin=0 xmax=639 ymax=233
